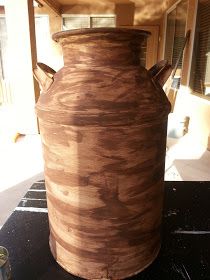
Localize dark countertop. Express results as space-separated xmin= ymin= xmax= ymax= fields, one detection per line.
xmin=0 ymin=181 xmax=210 ymax=280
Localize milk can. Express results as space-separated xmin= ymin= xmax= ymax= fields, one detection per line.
xmin=34 ymin=28 xmax=171 ymax=279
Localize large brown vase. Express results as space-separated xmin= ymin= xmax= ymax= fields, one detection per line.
xmin=34 ymin=28 xmax=171 ymax=280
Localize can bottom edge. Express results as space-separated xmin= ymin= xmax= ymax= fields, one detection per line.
xmin=49 ymin=238 xmax=161 ymax=280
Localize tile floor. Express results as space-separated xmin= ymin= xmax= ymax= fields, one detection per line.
xmin=0 ymin=132 xmax=210 ymax=229
xmin=165 ymin=135 xmax=210 ymax=181
xmin=0 ymin=134 xmax=44 ymax=229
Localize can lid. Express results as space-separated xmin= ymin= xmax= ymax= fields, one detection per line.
xmin=52 ymin=27 xmax=151 ymax=43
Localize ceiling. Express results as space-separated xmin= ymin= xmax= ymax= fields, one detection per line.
xmin=52 ymin=0 xmax=170 ymax=9
xmin=35 ymin=0 xmax=173 ymax=22
xmin=56 ymin=0 xmax=144 ymax=4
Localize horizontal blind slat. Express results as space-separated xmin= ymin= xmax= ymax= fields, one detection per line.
xmin=190 ymin=0 xmax=210 ymax=95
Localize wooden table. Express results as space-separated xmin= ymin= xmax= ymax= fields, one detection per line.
xmin=0 ymin=181 xmax=210 ymax=280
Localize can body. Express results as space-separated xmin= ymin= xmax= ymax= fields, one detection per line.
xmin=0 ymin=247 xmax=11 ymax=280
xmin=36 ymin=28 xmax=171 ymax=279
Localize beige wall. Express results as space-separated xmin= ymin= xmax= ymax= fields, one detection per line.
xmin=5 ymin=0 xmax=39 ymax=134
xmin=175 ymin=91 xmax=210 ymax=146
xmin=35 ymin=1 xmax=165 ymax=70
xmin=180 ymin=0 xmax=210 ymax=147
xmin=61 ymin=3 xmax=114 ymax=14
xmin=35 ymin=6 xmax=63 ymax=70
xmin=160 ymin=0 xmax=210 ymax=147
xmin=37 ymin=0 xmax=210 ymax=148
xmin=61 ymin=2 xmax=163 ymax=26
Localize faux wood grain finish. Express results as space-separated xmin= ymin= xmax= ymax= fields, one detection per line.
xmin=36 ymin=28 xmax=171 ymax=279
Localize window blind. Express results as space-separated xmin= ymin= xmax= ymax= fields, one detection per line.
xmin=63 ymin=16 xmax=115 ymax=30
xmin=190 ymin=0 xmax=210 ymax=96
xmin=172 ymin=0 xmax=187 ymax=68
xmin=164 ymin=0 xmax=187 ymax=68
xmin=63 ymin=17 xmax=90 ymax=30
xmin=90 ymin=17 xmax=115 ymax=28
xmin=0 ymin=17 xmax=7 ymax=79
xmin=164 ymin=9 xmax=176 ymax=65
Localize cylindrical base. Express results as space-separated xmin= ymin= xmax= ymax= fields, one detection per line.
xmin=42 ymin=121 xmax=166 ymax=279
xmin=49 ymin=236 xmax=161 ymax=279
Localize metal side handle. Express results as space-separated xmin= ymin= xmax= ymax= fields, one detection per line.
xmin=33 ymin=62 xmax=56 ymax=92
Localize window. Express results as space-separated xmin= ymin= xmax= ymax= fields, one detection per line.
xmin=164 ymin=0 xmax=187 ymax=88
xmin=35 ymin=15 xmax=51 ymax=64
xmin=190 ymin=0 xmax=210 ymax=97
xmin=62 ymin=15 xmax=116 ymax=30
xmin=0 ymin=16 xmax=8 ymax=80
xmin=0 ymin=15 xmax=12 ymax=105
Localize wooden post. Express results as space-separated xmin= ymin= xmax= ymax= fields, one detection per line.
xmin=207 ymin=135 xmax=210 ymax=151
xmin=4 ymin=0 xmax=39 ymax=134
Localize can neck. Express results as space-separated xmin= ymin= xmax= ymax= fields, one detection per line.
xmin=59 ymin=33 xmax=147 ymax=67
